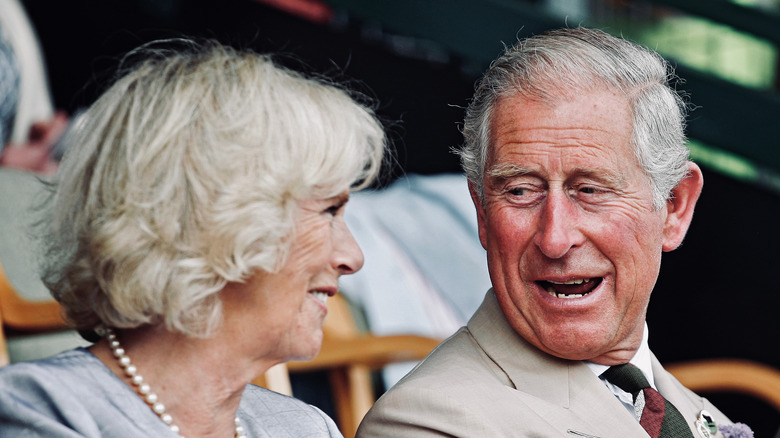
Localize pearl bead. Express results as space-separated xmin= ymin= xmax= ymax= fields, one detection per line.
xmin=132 ymin=375 xmax=144 ymax=385
xmin=138 ymin=383 xmax=151 ymax=394
xmin=119 ymin=356 xmax=131 ymax=367
xmin=161 ymin=413 xmax=173 ymax=424
xmin=146 ymin=393 xmax=158 ymax=404
xmin=153 ymin=402 xmax=165 ymax=414
xmin=113 ymin=347 xmax=125 ymax=357
xmin=125 ymin=365 xmax=137 ymax=376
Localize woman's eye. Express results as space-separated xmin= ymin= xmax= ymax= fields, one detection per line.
xmin=324 ymin=203 xmax=344 ymax=216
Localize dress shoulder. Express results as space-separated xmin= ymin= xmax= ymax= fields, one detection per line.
xmin=238 ymin=384 xmax=343 ymax=437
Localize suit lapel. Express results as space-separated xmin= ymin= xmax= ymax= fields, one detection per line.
xmin=468 ymin=290 xmax=650 ymax=437
xmin=653 ymin=354 xmax=713 ymax=437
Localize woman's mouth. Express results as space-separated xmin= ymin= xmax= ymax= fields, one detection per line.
xmin=538 ymin=278 xmax=602 ymax=299
xmin=309 ymin=291 xmax=330 ymax=305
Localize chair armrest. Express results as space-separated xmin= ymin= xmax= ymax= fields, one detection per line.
xmin=287 ymin=334 xmax=440 ymax=372
xmin=0 ymin=262 xmax=66 ymax=331
xmin=666 ymin=358 xmax=780 ymax=412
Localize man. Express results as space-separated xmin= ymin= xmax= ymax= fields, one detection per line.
xmin=357 ymin=27 xmax=739 ymax=438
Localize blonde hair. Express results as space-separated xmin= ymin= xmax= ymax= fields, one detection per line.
xmin=41 ymin=39 xmax=386 ymax=338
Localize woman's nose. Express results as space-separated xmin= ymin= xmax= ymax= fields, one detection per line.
xmin=332 ymin=222 xmax=364 ymax=275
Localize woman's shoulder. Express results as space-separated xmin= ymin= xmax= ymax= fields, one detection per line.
xmin=0 ymin=348 xmax=191 ymax=437
xmin=239 ymin=384 xmax=344 ymax=437
xmin=0 ymin=347 xmax=102 ymax=384
xmin=0 ymin=348 xmax=111 ymax=437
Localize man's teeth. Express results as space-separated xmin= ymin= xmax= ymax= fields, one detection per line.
xmin=311 ymin=291 xmax=328 ymax=305
xmin=548 ymin=278 xmax=589 ymax=285
xmin=547 ymin=289 xmax=585 ymax=299
xmin=546 ymin=278 xmax=591 ymax=299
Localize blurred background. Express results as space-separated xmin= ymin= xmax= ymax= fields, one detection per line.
xmin=13 ymin=0 xmax=780 ymax=434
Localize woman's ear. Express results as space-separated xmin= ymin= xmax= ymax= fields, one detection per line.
xmin=662 ymin=162 xmax=704 ymax=252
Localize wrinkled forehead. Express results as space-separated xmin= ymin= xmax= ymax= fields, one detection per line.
xmin=489 ymin=89 xmax=633 ymax=151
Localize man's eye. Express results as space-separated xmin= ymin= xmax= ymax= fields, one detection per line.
xmin=579 ymin=187 xmax=599 ymax=194
xmin=508 ymin=188 xmax=527 ymax=196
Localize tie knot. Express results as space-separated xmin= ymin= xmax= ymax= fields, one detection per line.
xmin=601 ymin=363 xmax=650 ymax=394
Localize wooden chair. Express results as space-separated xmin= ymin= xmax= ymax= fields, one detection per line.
xmin=251 ymin=362 xmax=294 ymax=396
xmin=0 ymin=260 xmax=69 ymax=367
xmin=253 ymin=293 xmax=441 ymax=438
xmin=667 ymin=358 xmax=780 ymax=413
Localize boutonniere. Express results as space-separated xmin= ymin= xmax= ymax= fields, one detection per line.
xmin=718 ymin=423 xmax=754 ymax=438
xmin=696 ymin=411 xmax=753 ymax=438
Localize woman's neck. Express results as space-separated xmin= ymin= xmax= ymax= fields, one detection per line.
xmin=90 ymin=325 xmax=263 ymax=437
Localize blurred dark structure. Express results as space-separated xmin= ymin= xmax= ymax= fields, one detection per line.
xmin=22 ymin=0 xmax=780 ymax=434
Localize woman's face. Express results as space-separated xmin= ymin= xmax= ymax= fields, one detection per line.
xmin=219 ymin=190 xmax=363 ymax=365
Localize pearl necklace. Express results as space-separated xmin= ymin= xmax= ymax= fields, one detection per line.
xmin=103 ymin=327 xmax=247 ymax=438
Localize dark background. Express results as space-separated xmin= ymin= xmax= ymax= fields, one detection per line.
xmin=22 ymin=0 xmax=780 ymax=434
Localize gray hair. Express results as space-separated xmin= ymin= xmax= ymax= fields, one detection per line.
xmin=459 ymin=27 xmax=690 ymax=209
xmin=41 ymin=39 xmax=386 ymax=338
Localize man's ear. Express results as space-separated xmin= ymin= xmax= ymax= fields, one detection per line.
xmin=662 ymin=162 xmax=704 ymax=252
xmin=469 ymin=181 xmax=489 ymax=250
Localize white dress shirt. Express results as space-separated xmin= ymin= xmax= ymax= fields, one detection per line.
xmin=586 ymin=323 xmax=655 ymax=420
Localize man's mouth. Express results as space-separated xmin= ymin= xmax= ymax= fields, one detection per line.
xmin=538 ymin=278 xmax=602 ymax=299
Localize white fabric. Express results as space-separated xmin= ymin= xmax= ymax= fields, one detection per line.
xmin=586 ymin=323 xmax=656 ymax=419
xmin=0 ymin=0 xmax=54 ymax=144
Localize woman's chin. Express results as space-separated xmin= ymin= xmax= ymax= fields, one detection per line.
xmin=287 ymin=335 xmax=324 ymax=363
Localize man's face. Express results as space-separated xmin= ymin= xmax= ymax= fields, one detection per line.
xmin=473 ymin=89 xmax=678 ymax=364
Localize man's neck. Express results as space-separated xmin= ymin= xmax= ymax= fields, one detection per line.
xmin=585 ymin=322 xmax=655 ymax=388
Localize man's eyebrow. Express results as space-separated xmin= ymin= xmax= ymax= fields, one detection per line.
xmin=487 ymin=163 xmax=628 ymax=188
xmin=569 ymin=167 xmax=628 ymax=188
xmin=486 ymin=163 xmax=534 ymax=179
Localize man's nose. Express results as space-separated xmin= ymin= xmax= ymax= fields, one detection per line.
xmin=332 ymin=222 xmax=365 ymax=275
xmin=533 ymin=191 xmax=584 ymax=259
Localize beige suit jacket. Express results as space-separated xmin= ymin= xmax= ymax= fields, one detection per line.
xmin=357 ymin=290 xmax=731 ymax=437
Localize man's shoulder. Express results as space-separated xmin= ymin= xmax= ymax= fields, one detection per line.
xmin=356 ymin=326 xmax=521 ymax=437
xmin=394 ymin=326 xmax=511 ymax=389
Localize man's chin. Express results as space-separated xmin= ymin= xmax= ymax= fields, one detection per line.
xmin=535 ymin=334 xmax=641 ymax=364
xmin=533 ymin=335 xmax=616 ymax=362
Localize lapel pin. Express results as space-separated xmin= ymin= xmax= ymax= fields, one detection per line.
xmin=695 ymin=420 xmax=712 ymax=438
xmin=696 ymin=409 xmax=718 ymax=438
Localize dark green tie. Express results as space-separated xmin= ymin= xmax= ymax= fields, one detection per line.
xmin=601 ymin=363 xmax=694 ymax=438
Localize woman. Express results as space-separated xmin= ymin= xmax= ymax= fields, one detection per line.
xmin=0 ymin=39 xmax=385 ymax=437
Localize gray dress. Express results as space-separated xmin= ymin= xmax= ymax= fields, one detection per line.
xmin=0 ymin=348 xmax=343 ymax=437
